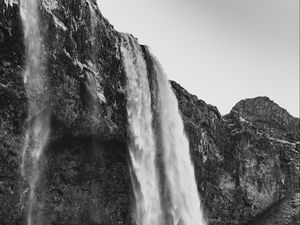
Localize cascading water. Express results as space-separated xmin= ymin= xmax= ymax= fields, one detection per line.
xmin=151 ymin=54 xmax=207 ymax=225
xmin=20 ymin=1 xmax=50 ymax=225
xmin=87 ymin=0 xmax=97 ymax=57
xmin=121 ymin=35 xmax=162 ymax=225
xmin=87 ymin=0 xmax=97 ymax=34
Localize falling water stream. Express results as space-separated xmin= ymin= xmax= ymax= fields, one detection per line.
xmin=121 ymin=35 xmax=163 ymax=225
xmin=87 ymin=0 xmax=97 ymax=34
xmin=122 ymin=35 xmax=207 ymax=225
xmin=151 ymin=54 xmax=207 ymax=225
xmin=20 ymin=0 xmax=50 ymax=225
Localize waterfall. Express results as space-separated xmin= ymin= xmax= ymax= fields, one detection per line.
xmin=87 ymin=0 xmax=97 ymax=32
xmin=87 ymin=0 xmax=97 ymax=55
xmin=121 ymin=35 xmax=163 ymax=225
xmin=20 ymin=1 xmax=50 ymax=225
xmin=151 ymin=54 xmax=207 ymax=225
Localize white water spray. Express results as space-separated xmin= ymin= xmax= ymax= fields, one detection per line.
xmin=151 ymin=55 xmax=207 ymax=225
xmin=121 ymin=35 xmax=162 ymax=225
xmin=20 ymin=1 xmax=50 ymax=224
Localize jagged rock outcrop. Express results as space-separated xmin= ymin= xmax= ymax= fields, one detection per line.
xmin=0 ymin=1 xmax=299 ymax=225
xmin=232 ymin=97 xmax=300 ymax=141
xmin=172 ymin=83 xmax=300 ymax=225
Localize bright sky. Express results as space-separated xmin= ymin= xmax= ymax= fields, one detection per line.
xmin=97 ymin=0 xmax=299 ymax=117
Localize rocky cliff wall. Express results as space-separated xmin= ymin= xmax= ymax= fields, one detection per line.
xmin=172 ymin=83 xmax=300 ymax=224
xmin=1 ymin=1 xmax=133 ymax=224
xmin=0 ymin=1 xmax=299 ymax=225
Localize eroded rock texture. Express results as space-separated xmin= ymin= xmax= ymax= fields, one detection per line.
xmin=1 ymin=1 xmax=132 ymax=225
xmin=0 ymin=1 xmax=299 ymax=225
xmin=172 ymin=83 xmax=300 ymax=225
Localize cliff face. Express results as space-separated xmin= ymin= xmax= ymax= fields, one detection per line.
xmin=0 ymin=1 xmax=299 ymax=225
xmin=1 ymin=1 xmax=132 ymax=225
xmin=172 ymin=84 xmax=300 ymax=224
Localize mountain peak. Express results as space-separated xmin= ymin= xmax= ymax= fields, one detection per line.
xmin=231 ymin=96 xmax=299 ymax=135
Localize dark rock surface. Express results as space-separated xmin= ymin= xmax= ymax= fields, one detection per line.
xmin=172 ymin=82 xmax=299 ymax=224
xmin=232 ymin=97 xmax=300 ymax=141
xmin=0 ymin=1 xmax=299 ymax=225
xmin=1 ymin=1 xmax=132 ymax=225
xmin=244 ymin=193 xmax=300 ymax=225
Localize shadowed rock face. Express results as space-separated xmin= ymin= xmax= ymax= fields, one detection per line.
xmin=1 ymin=1 xmax=132 ymax=225
xmin=0 ymin=1 xmax=299 ymax=225
xmin=244 ymin=193 xmax=300 ymax=225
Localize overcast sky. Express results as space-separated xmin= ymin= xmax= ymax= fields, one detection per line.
xmin=97 ymin=0 xmax=299 ymax=117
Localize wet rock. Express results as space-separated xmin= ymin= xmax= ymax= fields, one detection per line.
xmin=0 ymin=1 xmax=299 ymax=225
